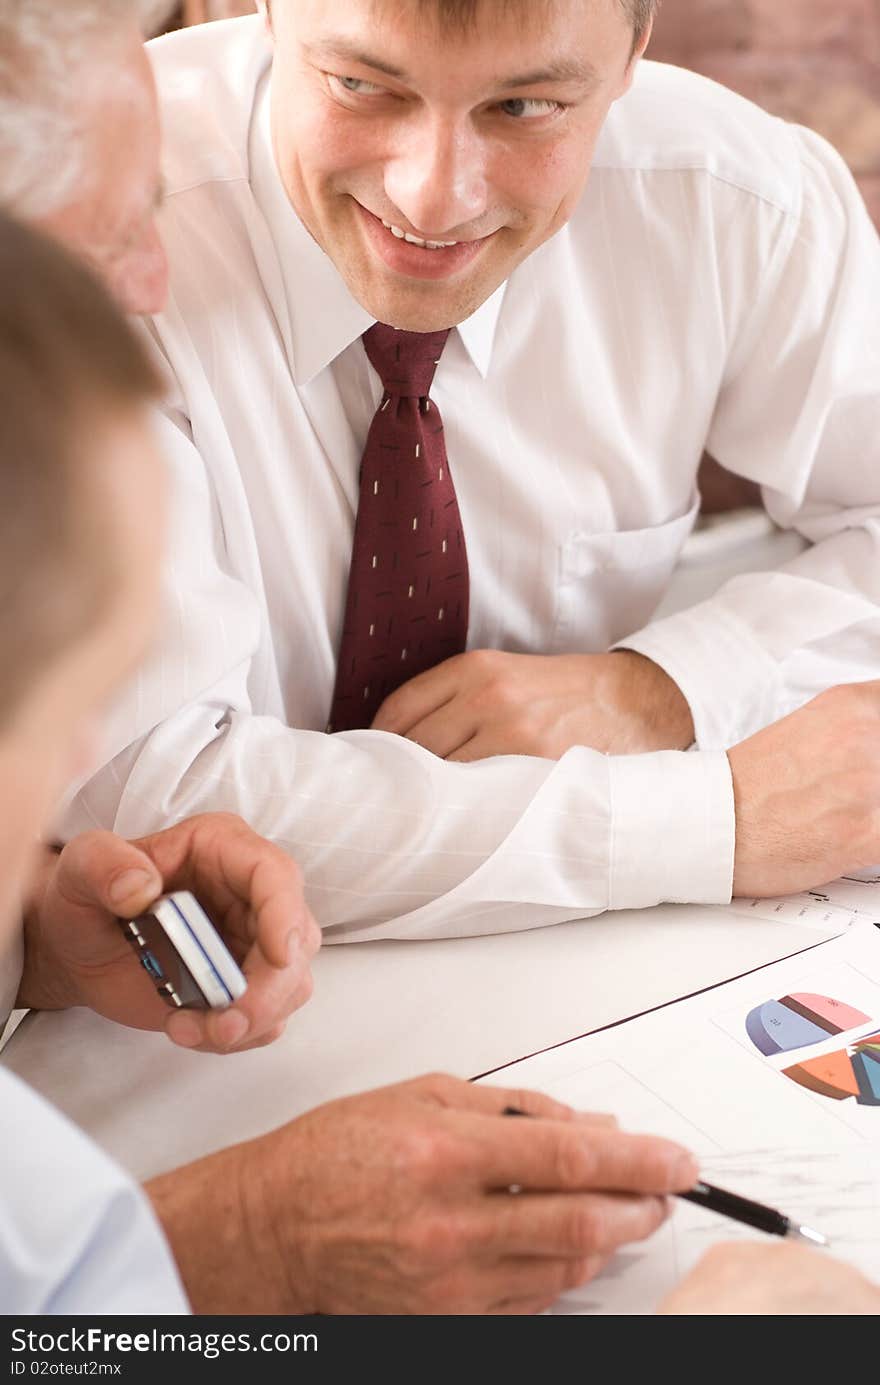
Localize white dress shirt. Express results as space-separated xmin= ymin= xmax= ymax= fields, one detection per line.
xmin=0 ymin=1066 xmax=188 ymax=1313
xmin=0 ymin=930 xmax=22 ymax=1036
xmin=65 ymin=17 xmax=880 ymax=941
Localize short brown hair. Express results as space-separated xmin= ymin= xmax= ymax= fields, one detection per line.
xmin=0 ymin=207 xmax=160 ymax=727
xmin=407 ymin=0 xmax=657 ymax=42
xmin=274 ymin=0 xmax=658 ymax=45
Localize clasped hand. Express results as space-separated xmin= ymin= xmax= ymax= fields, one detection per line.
xmin=18 ymin=812 xmax=321 ymax=1054
xmin=372 ymin=649 xmax=695 ymax=760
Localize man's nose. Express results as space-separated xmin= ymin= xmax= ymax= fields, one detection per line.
xmin=383 ymin=115 xmax=489 ymax=238
xmin=113 ymin=225 xmax=169 ymax=317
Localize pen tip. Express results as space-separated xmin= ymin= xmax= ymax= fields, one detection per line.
xmin=794 ymin=1223 xmax=830 ymax=1248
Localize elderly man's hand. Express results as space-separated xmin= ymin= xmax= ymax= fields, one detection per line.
xmin=18 ymin=813 xmax=320 ymax=1053
xmin=148 ymin=1073 xmax=698 ymax=1315
xmin=658 ymin=1242 xmax=880 ymax=1315
xmin=372 ymin=649 xmax=694 ymax=760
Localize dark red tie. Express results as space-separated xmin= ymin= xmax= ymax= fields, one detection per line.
xmin=327 ymin=323 xmax=469 ymax=732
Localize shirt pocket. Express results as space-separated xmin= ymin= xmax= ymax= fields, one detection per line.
xmin=552 ymin=492 xmax=701 ymax=652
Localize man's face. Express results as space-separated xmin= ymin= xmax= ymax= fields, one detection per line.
xmin=41 ymin=35 xmax=167 ymax=316
xmin=268 ymin=0 xmax=646 ymax=331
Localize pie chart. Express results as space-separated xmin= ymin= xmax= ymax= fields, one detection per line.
xmin=784 ymin=1032 xmax=880 ymax=1106
xmin=745 ymin=992 xmax=872 ymax=1057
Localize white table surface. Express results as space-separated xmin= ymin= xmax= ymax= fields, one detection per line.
xmin=3 ymin=517 xmax=817 ymax=1181
xmin=2 ymin=903 xmax=831 ymax=1180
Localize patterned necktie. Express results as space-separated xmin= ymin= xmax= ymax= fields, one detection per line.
xmin=327 ymin=323 xmax=469 ymax=732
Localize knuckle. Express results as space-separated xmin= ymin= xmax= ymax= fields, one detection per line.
xmin=199 ymin=810 xmax=247 ymax=835
xmin=394 ymin=1123 xmax=457 ymax=1183
xmin=466 ymin=648 xmax=496 ymax=674
xmin=638 ymin=1194 xmax=671 ymax=1238
xmin=285 ymin=856 xmax=304 ymax=887
xmin=561 ymin=1257 xmax=594 ymax=1293
xmin=523 ymin=1296 xmax=559 ymax=1317
xmin=565 ymin=1201 xmax=604 ymax=1254
xmin=378 ymin=691 xmax=402 ymax=722
xmin=552 ymin=1133 xmax=595 ymax=1189
xmin=398 ymin=1211 xmax=464 ymax=1273
xmin=295 ymin=970 xmax=315 ymax=1007
xmin=250 ymin=1022 xmax=286 ymax=1050
xmin=432 ymin=1262 xmax=483 ymax=1312
xmin=419 ymin=1072 xmax=463 ymax=1106
xmin=508 ymin=1087 xmax=566 ymax=1119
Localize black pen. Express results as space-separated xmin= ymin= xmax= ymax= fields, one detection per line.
xmin=678 ymin=1180 xmax=829 ymax=1246
xmin=502 ymin=1107 xmax=830 ymax=1247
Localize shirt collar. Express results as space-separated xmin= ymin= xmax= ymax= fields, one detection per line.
xmin=250 ymin=72 xmax=506 ymax=386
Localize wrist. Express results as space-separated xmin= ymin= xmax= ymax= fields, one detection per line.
xmin=145 ymin=1129 xmax=316 ymax=1315
xmin=610 ymin=651 xmax=695 ymax=749
xmin=16 ymin=849 xmax=81 ymax=1012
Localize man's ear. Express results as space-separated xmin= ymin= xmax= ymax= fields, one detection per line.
xmin=617 ymin=18 xmax=653 ymax=100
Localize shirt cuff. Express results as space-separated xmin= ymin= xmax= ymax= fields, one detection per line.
xmin=607 ymin=749 xmax=735 ymax=910
xmin=616 ymin=601 xmax=781 ymax=749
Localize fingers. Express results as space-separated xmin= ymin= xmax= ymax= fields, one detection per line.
xmin=54 ymin=832 xmax=163 ymax=918
xmin=54 ymin=816 xmax=320 ymax=1056
xmin=165 ymin=1005 xmax=292 ymax=1054
xmin=446 ymin=735 xmax=486 ymax=763
xmin=481 ymin=1254 xmax=605 ymax=1314
xmin=164 ymin=974 xmax=311 ymax=1054
xmin=477 ymin=1188 xmax=671 ymax=1258
xmin=372 ymin=659 xmax=462 ymax=736
xmin=164 ymin=938 xmax=315 ymax=1053
xmin=426 ymin=1077 xmax=579 ymax=1123
xmin=138 ymin=815 xmax=319 ymax=971
xmin=415 ymin=1074 xmax=621 ymax=1129
xmin=465 ymin=1115 xmax=698 ymax=1195
xmin=446 ymin=730 xmax=534 ymax=762
xmin=135 ymin=815 xmax=321 ymax=1052
xmin=398 ymin=703 xmax=477 ymax=760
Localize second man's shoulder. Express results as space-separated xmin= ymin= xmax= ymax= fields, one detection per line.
xmin=594 ymin=60 xmax=805 ymax=217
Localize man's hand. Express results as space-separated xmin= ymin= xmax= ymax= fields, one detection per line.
xmin=147 ymin=1073 xmax=698 ymax=1315
xmin=658 ymin=1242 xmax=880 ymax=1315
xmin=18 ymin=813 xmax=320 ymax=1053
xmin=372 ymin=650 xmax=694 ymax=760
xmin=729 ymin=682 xmax=880 ymax=897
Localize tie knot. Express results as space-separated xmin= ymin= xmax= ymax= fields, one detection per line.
xmin=363 ymin=322 xmax=451 ymax=399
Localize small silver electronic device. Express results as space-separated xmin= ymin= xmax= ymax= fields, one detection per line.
xmin=119 ymin=890 xmax=247 ymax=1010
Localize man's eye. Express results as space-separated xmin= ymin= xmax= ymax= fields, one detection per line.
xmin=330 ymin=74 xmax=387 ymax=97
xmin=498 ymin=98 xmax=561 ymax=119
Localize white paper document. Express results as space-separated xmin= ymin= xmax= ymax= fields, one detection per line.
xmin=722 ymin=873 xmax=880 ymax=932
xmin=483 ymin=922 xmax=880 ymax=1314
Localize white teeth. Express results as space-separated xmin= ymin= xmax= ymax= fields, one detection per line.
xmin=381 ymin=219 xmax=458 ymax=250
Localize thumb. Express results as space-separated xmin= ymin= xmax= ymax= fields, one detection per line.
xmin=55 ymin=831 xmax=164 ymax=918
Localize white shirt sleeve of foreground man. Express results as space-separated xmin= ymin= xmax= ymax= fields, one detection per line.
xmin=0 ymin=1068 xmax=188 ymax=1314
xmin=62 ymin=410 xmax=734 ymax=941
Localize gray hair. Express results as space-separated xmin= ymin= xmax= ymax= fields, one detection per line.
xmin=0 ymin=0 xmax=141 ymax=219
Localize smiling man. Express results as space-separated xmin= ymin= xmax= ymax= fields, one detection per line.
xmin=271 ymin=2 xmax=639 ymax=332
xmin=62 ymin=0 xmax=880 ymax=940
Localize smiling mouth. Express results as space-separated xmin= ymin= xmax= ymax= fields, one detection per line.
xmin=379 ymin=218 xmax=462 ymax=251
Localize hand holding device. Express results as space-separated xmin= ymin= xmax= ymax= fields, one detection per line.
xmin=119 ymin=890 xmax=247 ymax=1010
xmin=18 ymin=814 xmax=321 ymax=1053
